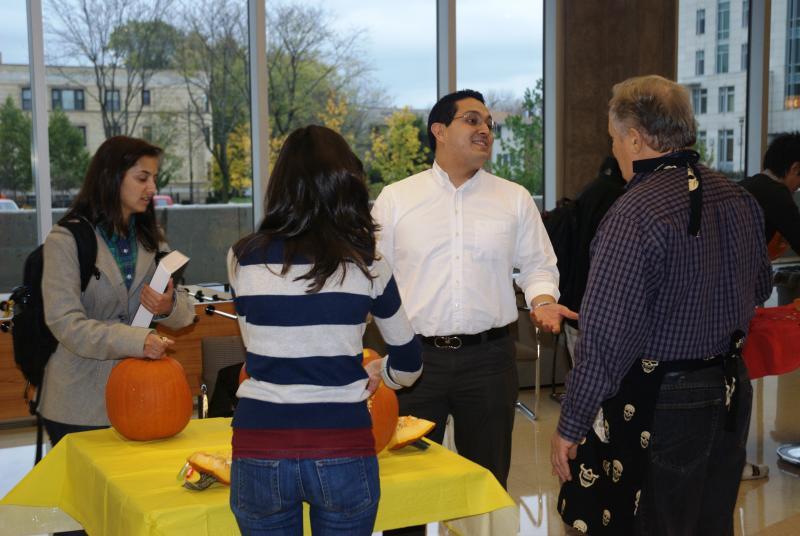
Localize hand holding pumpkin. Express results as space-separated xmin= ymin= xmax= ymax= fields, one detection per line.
xmin=143 ymin=333 xmax=173 ymax=359
xmin=364 ymin=356 xmax=383 ymax=395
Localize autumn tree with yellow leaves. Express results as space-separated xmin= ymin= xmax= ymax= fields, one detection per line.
xmin=366 ymin=108 xmax=430 ymax=197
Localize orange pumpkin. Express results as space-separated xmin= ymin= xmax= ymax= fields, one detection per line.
xmin=106 ymin=357 xmax=193 ymax=441
xmin=363 ymin=348 xmax=399 ymax=453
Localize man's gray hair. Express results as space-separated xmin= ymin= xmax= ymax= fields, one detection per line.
xmin=609 ymin=75 xmax=697 ymax=152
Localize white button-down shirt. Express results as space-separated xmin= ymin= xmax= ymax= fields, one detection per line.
xmin=372 ymin=161 xmax=559 ymax=337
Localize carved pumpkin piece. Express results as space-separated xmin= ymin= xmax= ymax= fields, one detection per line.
xmin=387 ymin=416 xmax=436 ymax=450
xmin=106 ymin=356 xmax=193 ymax=441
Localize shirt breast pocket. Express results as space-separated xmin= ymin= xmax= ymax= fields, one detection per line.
xmin=473 ymin=219 xmax=514 ymax=261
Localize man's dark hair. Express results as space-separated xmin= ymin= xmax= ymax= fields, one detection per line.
xmin=67 ymin=136 xmax=164 ymax=252
xmin=763 ymin=131 xmax=800 ymax=178
xmin=233 ymin=125 xmax=376 ymax=293
xmin=427 ymin=89 xmax=486 ymax=153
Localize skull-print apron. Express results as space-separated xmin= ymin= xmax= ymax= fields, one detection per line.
xmin=557 ymin=332 xmax=744 ymax=535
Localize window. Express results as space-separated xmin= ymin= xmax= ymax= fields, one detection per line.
xmin=695 ymin=50 xmax=705 ymax=76
xmin=142 ymin=125 xmax=153 ymax=140
xmin=787 ymin=0 xmax=800 ymax=109
xmin=717 ymin=1 xmax=730 ymax=41
xmin=719 ymin=86 xmax=735 ymax=113
xmin=0 ymin=3 xmax=35 ymax=292
xmin=51 ymin=88 xmax=85 ymax=111
xmin=716 ymin=44 xmax=730 ymax=73
xmin=105 ymin=89 xmax=121 ymax=112
xmin=696 ymin=130 xmax=709 ymax=162
xmin=110 ymin=124 xmax=122 ymax=136
xmin=692 ymin=87 xmax=708 ymax=114
xmin=680 ymin=1 xmax=748 ymax=176
xmin=458 ymin=0 xmax=543 ymax=195
xmin=21 ymin=87 xmax=31 ymax=111
xmin=741 ymin=43 xmax=749 ymax=71
xmin=696 ymin=9 xmax=706 ymax=34
xmin=742 ymin=1 xmax=749 ymax=27
xmin=76 ymin=126 xmax=87 ymax=145
xmin=142 ymin=89 xmax=151 ymax=106
xmin=718 ymin=129 xmax=734 ymax=171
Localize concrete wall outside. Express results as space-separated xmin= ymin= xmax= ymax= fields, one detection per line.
xmin=0 ymin=205 xmax=254 ymax=291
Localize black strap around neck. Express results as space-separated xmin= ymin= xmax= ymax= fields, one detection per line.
xmin=632 ymin=150 xmax=703 ymax=237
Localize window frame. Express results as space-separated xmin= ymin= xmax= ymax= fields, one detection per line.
xmin=51 ymin=88 xmax=85 ymax=111
xmin=692 ymin=87 xmax=708 ymax=114
xmin=696 ymin=8 xmax=706 ymax=35
xmin=696 ymin=49 xmax=706 ymax=75
xmin=21 ymin=87 xmax=32 ymax=110
xmin=716 ymin=43 xmax=730 ymax=73
xmin=105 ymin=89 xmax=121 ymax=112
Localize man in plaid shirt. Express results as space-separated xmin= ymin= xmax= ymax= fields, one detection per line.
xmin=551 ymin=75 xmax=772 ymax=535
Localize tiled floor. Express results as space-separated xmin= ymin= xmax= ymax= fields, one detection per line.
xmin=1 ymin=371 xmax=799 ymax=535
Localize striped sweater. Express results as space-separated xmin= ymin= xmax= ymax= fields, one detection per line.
xmin=227 ymin=240 xmax=422 ymax=459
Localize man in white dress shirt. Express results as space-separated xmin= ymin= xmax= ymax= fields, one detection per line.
xmin=372 ymin=90 xmax=576 ymax=508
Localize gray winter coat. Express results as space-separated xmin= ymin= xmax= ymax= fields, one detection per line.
xmin=40 ymin=224 xmax=195 ymax=426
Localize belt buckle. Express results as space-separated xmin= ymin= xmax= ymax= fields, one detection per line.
xmin=434 ymin=336 xmax=462 ymax=350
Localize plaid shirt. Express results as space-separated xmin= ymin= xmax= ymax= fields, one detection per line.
xmin=558 ymin=162 xmax=773 ymax=443
xmin=99 ymin=220 xmax=138 ymax=290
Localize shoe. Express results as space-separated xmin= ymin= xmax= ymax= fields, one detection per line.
xmin=741 ymin=462 xmax=769 ymax=480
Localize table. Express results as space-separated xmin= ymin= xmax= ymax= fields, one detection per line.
xmin=0 ymin=418 xmax=514 ymax=535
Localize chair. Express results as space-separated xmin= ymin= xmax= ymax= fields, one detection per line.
xmin=199 ymin=335 xmax=246 ymax=418
xmin=512 ymin=289 xmax=540 ymax=422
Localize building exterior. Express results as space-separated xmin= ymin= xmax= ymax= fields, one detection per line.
xmin=0 ymin=62 xmax=212 ymax=203
xmin=678 ymin=0 xmax=800 ymax=176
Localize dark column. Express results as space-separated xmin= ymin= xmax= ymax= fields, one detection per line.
xmin=558 ymin=0 xmax=678 ymax=198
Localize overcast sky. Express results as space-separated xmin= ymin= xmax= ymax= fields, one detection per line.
xmin=0 ymin=1 xmax=544 ymax=110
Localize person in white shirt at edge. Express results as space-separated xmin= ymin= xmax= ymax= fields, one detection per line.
xmin=372 ymin=89 xmax=577 ymax=535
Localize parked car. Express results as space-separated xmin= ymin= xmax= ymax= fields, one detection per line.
xmin=0 ymin=199 xmax=20 ymax=211
xmin=152 ymin=195 xmax=174 ymax=207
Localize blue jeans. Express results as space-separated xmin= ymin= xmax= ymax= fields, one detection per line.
xmin=637 ymin=359 xmax=752 ymax=536
xmin=230 ymin=456 xmax=380 ymax=536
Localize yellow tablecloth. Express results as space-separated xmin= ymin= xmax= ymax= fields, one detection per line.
xmin=1 ymin=418 xmax=513 ymax=535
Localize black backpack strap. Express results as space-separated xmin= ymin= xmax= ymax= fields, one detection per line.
xmin=33 ymin=387 xmax=44 ymax=464
xmin=59 ymin=216 xmax=99 ymax=291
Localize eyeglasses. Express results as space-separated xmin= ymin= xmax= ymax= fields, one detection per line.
xmin=452 ymin=111 xmax=497 ymax=134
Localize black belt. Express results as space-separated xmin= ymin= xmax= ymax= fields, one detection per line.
xmin=420 ymin=325 xmax=510 ymax=350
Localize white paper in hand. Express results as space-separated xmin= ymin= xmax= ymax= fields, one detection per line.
xmin=131 ymin=250 xmax=190 ymax=327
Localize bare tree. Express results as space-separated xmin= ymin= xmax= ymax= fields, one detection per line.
xmin=46 ymin=0 xmax=177 ymax=138
xmin=266 ymin=3 xmax=371 ymax=137
xmin=483 ymin=90 xmax=522 ymax=113
xmin=177 ymin=0 xmax=249 ymax=203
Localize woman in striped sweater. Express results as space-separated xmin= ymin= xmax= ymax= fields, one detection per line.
xmin=227 ymin=125 xmax=422 ymax=535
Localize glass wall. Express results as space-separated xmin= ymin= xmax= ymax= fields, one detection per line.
xmin=267 ymin=0 xmax=436 ymax=199
xmin=768 ymin=0 xmax=800 ymax=250
xmin=768 ymin=0 xmax=800 ymax=136
xmin=0 ymin=3 xmax=35 ymax=291
xmin=678 ymin=0 xmax=749 ymax=178
xmin=36 ymin=0 xmax=253 ymax=285
xmin=457 ymin=0 xmax=545 ymax=195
